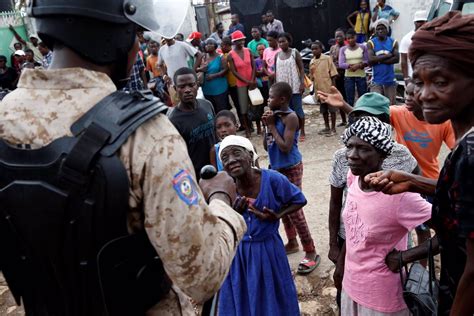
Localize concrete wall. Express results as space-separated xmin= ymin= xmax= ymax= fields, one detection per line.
xmin=369 ymin=0 xmax=433 ymax=42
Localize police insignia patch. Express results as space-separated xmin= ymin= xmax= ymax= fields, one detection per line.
xmin=172 ymin=169 xmax=199 ymax=206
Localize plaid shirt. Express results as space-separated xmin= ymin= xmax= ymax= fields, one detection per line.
xmin=42 ymin=51 xmax=53 ymax=69
xmin=125 ymin=54 xmax=145 ymax=92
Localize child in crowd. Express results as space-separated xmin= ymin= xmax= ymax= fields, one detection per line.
xmin=210 ymin=110 xmax=238 ymax=171
xmin=250 ymin=43 xmax=270 ymax=135
xmin=309 ymin=40 xmax=338 ymax=136
xmin=221 ymin=37 xmax=244 ymax=130
xmin=262 ymin=82 xmax=319 ymax=274
xmin=218 ymin=135 xmax=302 ymax=316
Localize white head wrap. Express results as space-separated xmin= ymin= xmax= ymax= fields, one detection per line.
xmin=374 ymin=18 xmax=390 ymax=31
xmin=219 ymin=135 xmax=259 ymax=163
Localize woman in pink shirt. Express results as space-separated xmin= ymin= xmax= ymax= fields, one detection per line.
xmin=335 ymin=116 xmax=432 ymax=316
xmin=228 ymin=30 xmax=256 ymax=138
xmin=262 ymin=30 xmax=281 ymax=85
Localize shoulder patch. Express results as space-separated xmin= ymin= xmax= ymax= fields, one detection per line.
xmin=172 ymin=169 xmax=199 ymax=206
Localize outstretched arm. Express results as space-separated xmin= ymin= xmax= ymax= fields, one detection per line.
xmin=317 ymin=86 xmax=354 ymax=114
xmin=8 ymin=25 xmax=27 ymax=46
xmin=385 ymin=235 xmax=440 ymax=272
xmin=364 ymin=170 xmax=437 ymax=196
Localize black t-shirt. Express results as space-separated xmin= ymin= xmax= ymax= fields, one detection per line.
xmin=168 ymin=99 xmax=216 ymax=179
xmin=433 ymin=128 xmax=474 ymax=311
xmin=0 ymin=67 xmax=18 ymax=90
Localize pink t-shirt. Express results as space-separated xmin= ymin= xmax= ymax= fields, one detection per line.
xmin=263 ymin=47 xmax=281 ymax=75
xmin=342 ymin=171 xmax=432 ymax=313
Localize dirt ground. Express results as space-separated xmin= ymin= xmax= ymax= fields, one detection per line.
xmin=0 ymin=102 xmax=449 ymax=315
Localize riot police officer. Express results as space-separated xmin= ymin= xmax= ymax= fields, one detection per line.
xmin=0 ymin=0 xmax=246 ymax=315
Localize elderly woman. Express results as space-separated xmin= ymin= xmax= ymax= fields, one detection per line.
xmin=195 ymin=38 xmax=230 ymax=114
xmin=364 ymin=12 xmax=474 ymax=315
xmin=217 ymin=135 xmax=302 ymax=316
xmin=338 ymin=116 xmax=431 ymax=316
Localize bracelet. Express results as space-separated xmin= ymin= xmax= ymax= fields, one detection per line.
xmin=208 ymin=191 xmax=232 ymax=205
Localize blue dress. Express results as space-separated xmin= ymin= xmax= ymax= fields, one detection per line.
xmin=218 ymin=169 xmax=304 ymax=316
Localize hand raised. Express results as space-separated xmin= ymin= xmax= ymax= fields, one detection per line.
xmin=317 ymin=86 xmax=345 ymax=107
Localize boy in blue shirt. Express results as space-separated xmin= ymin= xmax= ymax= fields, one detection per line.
xmin=368 ymin=18 xmax=399 ymax=105
xmin=262 ymin=82 xmax=320 ymax=274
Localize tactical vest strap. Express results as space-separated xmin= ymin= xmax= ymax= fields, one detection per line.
xmin=71 ymin=90 xmax=168 ymax=157
xmin=59 ymin=123 xmax=110 ymax=187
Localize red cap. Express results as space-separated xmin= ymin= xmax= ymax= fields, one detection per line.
xmin=186 ymin=31 xmax=202 ymax=42
xmin=231 ymin=30 xmax=246 ymax=42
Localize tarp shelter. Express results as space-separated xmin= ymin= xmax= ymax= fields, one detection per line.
xmin=230 ymin=0 xmax=359 ymax=50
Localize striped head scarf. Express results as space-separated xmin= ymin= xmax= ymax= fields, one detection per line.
xmin=342 ymin=116 xmax=394 ymax=154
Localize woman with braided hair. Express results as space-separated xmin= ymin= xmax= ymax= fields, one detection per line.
xmin=336 ymin=116 xmax=432 ymax=316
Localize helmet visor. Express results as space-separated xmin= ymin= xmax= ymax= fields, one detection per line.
xmin=124 ymin=0 xmax=189 ymax=39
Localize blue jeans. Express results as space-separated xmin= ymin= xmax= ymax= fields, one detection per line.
xmin=344 ymin=76 xmax=368 ymax=106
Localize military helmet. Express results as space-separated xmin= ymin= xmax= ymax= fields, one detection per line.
xmin=28 ymin=0 xmax=188 ymax=64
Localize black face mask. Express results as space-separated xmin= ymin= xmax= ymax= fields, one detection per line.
xmin=111 ymin=53 xmax=133 ymax=90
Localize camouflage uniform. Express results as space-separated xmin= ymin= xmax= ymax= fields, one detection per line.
xmin=0 ymin=68 xmax=247 ymax=315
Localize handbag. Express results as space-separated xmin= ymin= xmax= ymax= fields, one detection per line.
xmin=248 ymin=88 xmax=264 ymax=106
xmin=399 ymin=238 xmax=439 ymax=316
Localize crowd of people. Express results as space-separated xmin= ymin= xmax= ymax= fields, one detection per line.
xmin=0 ymin=26 xmax=52 ymax=92
xmin=0 ymin=1 xmax=473 ymax=315
xmin=146 ymin=5 xmax=472 ymax=316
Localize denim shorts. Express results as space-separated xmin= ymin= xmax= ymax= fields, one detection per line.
xmin=289 ymin=93 xmax=304 ymax=118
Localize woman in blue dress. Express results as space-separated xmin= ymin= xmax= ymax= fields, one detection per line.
xmin=218 ymin=135 xmax=304 ymax=316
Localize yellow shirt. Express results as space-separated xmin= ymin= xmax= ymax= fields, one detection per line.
xmin=355 ymin=11 xmax=370 ymax=35
xmin=0 ymin=68 xmax=246 ymax=316
xmin=224 ymin=52 xmax=237 ymax=87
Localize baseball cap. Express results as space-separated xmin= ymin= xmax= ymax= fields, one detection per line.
xmin=231 ymin=30 xmax=246 ymax=42
xmin=413 ymin=10 xmax=428 ymax=22
xmin=352 ymin=92 xmax=390 ymax=116
xmin=14 ymin=50 xmax=25 ymax=56
xmin=186 ymin=31 xmax=202 ymax=42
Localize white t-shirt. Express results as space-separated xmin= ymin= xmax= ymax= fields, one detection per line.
xmin=399 ymin=30 xmax=415 ymax=77
xmin=158 ymin=41 xmax=197 ymax=83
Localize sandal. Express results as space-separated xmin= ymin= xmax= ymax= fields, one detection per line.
xmin=299 ymin=134 xmax=306 ymax=142
xmin=297 ymin=254 xmax=321 ymax=275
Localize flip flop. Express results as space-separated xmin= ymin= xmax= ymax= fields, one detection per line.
xmin=299 ymin=134 xmax=306 ymax=142
xmin=297 ymin=254 xmax=321 ymax=275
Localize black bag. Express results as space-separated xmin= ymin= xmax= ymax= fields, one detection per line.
xmin=399 ymin=238 xmax=439 ymax=316
xmin=0 ymin=90 xmax=170 ymax=315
